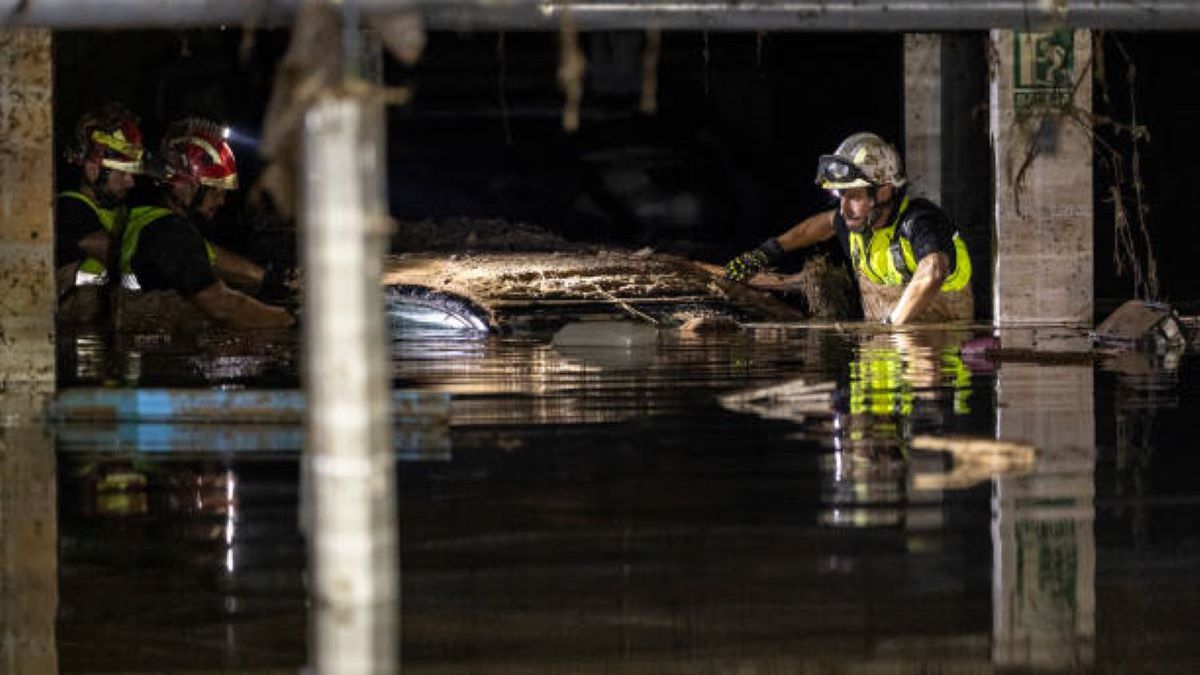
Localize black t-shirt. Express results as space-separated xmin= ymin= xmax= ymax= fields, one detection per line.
xmin=833 ymin=197 xmax=957 ymax=275
xmin=131 ymin=213 xmax=219 ymax=298
xmin=54 ymin=195 xmax=104 ymax=268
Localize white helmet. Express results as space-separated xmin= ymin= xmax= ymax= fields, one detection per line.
xmin=816 ymin=132 xmax=907 ymax=190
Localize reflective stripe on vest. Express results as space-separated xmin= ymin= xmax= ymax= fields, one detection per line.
xmin=121 ymin=205 xmax=217 ymax=291
xmin=847 ymin=196 xmax=972 ymax=292
xmin=59 ymin=191 xmax=127 ymax=286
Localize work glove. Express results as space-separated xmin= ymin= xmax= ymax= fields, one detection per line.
xmin=724 ymin=237 xmax=785 ymax=282
xmin=258 ymin=261 xmax=299 ymax=305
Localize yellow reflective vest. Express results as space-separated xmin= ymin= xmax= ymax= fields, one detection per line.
xmin=120 ymin=206 xmax=217 ymax=291
xmin=58 ymin=190 xmax=127 ymax=286
xmin=847 ymin=196 xmax=972 ymax=292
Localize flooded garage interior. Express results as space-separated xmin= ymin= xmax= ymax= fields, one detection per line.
xmin=5 ymin=3 xmax=1200 ymax=674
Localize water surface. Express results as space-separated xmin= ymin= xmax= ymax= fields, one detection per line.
xmin=24 ymin=322 xmax=1200 ymax=672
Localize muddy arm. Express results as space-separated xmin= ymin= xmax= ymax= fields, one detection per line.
xmin=211 ymin=244 xmax=266 ymax=293
xmin=190 ymin=280 xmax=295 ymax=329
xmin=887 ymin=251 xmax=949 ymax=325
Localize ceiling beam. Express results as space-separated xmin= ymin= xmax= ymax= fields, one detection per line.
xmin=3 ymin=0 xmax=1200 ymax=31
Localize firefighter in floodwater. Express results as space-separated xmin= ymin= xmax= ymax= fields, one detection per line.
xmin=118 ymin=117 xmax=294 ymax=332
xmin=725 ymin=132 xmax=973 ymax=324
xmin=55 ymin=103 xmax=145 ymax=327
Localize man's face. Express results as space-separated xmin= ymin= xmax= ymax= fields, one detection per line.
xmin=168 ymin=182 xmax=226 ymax=220
xmin=837 ymin=184 xmax=891 ymax=232
xmin=87 ymin=161 xmax=135 ymax=207
xmin=837 ymin=187 xmax=875 ymax=232
xmin=194 ymin=186 xmax=228 ymax=221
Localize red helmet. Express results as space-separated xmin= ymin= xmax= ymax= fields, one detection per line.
xmin=66 ymin=102 xmax=145 ymax=173
xmin=160 ymin=117 xmax=239 ymax=190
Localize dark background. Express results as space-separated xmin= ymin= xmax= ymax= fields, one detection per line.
xmin=52 ymin=28 xmax=1195 ymax=317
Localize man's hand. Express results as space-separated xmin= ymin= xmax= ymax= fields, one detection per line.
xmin=258 ymin=261 xmax=299 ymax=304
xmin=724 ymin=238 xmax=784 ymax=282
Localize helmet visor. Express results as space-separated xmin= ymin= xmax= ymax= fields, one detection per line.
xmin=815 ymin=154 xmax=873 ymax=190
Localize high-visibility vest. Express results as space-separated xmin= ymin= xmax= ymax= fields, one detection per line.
xmin=58 ymin=190 xmax=126 ymax=287
xmin=120 ymin=205 xmax=216 ymax=291
xmin=847 ymin=196 xmax=972 ymax=292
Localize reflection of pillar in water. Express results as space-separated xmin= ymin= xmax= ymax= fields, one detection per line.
xmin=0 ymin=394 xmax=58 ymax=673
xmin=993 ymin=362 xmax=1095 ymax=668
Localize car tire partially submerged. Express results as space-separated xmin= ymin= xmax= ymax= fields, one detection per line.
xmin=385 ymin=284 xmax=491 ymax=333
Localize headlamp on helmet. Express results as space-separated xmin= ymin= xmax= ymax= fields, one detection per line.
xmin=815 ymin=154 xmax=875 ymax=191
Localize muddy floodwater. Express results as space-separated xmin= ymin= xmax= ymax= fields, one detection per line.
xmin=17 ymin=320 xmax=1200 ymax=672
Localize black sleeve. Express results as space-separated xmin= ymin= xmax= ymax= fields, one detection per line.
xmin=132 ymin=217 xmax=219 ymax=298
xmin=54 ymin=196 xmax=104 ymax=267
xmin=900 ymin=201 xmax=957 ymax=273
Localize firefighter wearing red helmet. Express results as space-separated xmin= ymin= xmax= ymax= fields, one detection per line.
xmin=119 ymin=118 xmax=294 ymax=331
xmin=723 ymin=132 xmax=973 ymax=325
xmin=55 ymin=102 xmax=145 ymax=323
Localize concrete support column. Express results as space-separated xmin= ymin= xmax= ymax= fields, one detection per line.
xmin=990 ymin=30 xmax=1094 ymax=325
xmin=993 ymin=361 xmax=1096 ymax=669
xmin=0 ymin=29 xmax=55 ymax=388
xmin=904 ymin=34 xmax=942 ymax=204
xmin=905 ymin=32 xmax=992 ymax=318
xmin=0 ymin=401 xmax=59 ymax=673
xmin=303 ymin=94 xmax=396 ymax=601
xmin=304 ymin=93 xmax=398 ymax=670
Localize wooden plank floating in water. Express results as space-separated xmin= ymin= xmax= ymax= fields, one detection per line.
xmin=910 ymin=434 xmax=1037 ymax=491
xmin=48 ymin=388 xmax=450 ymax=424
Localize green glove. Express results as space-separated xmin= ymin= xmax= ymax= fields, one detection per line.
xmin=724 ymin=237 xmax=784 ymax=281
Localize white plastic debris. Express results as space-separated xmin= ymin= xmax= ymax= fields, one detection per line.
xmin=552 ymin=321 xmax=658 ymax=348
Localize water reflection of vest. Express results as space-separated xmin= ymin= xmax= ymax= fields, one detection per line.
xmin=59 ymin=190 xmax=126 ymax=287
xmin=847 ymin=196 xmax=972 ymax=291
xmin=120 ymin=206 xmax=217 ymax=292
xmin=847 ymin=344 xmax=973 ymax=418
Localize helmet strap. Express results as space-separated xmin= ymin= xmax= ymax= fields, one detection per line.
xmin=91 ymin=166 xmax=122 ymax=208
xmin=865 ymin=185 xmax=898 ymax=232
xmin=865 ymin=187 xmax=882 ymax=232
xmin=163 ymin=179 xmax=200 ymax=219
xmin=186 ymin=185 xmax=208 ymax=220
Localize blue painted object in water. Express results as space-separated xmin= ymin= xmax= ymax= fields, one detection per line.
xmin=48 ymin=388 xmax=450 ymax=424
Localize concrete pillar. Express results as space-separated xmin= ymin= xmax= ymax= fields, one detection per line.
xmin=0 ymin=34 xmax=57 ymax=668
xmin=0 ymin=29 xmax=55 ymax=388
xmin=905 ymin=32 xmax=992 ymax=318
xmin=304 ymin=93 xmax=399 ymax=670
xmin=904 ymin=34 xmax=942 ymax=204
xmin=0 ymin=399 xmax=59 ymax=674
xmin=993 ymin=361 xmax=1095 ymax=669
xmin=303 ymin=95 xmax=396 ymax=600
xmin=990 ymin=30 xmax=1094 ymax=325
xmin=302 ymin=17 xmax=399 ymax=669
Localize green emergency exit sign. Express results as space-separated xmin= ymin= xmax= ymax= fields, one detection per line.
xmin=1014 ymin=30 xmax=1075 ymax=112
